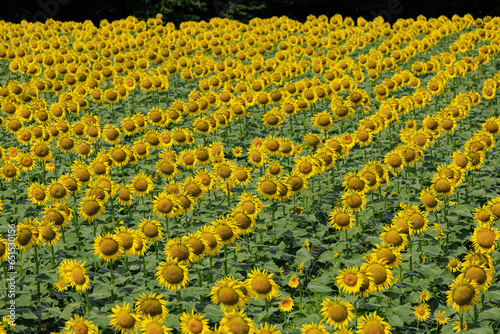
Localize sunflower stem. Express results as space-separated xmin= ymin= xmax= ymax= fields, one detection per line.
xmin=33 ymin=244 xmax=40 ymax=297
xmin=458 ymin=310 xmax=464 ymax=331
xmin=142 ymin=256 xmax=147 ymax=286
xmin=177 ymin=290 xmax=182 ymax=314
xmin=345 ymin=229 xmax=349 ymax=258
xmin=110 ymin=262 xmax=116 ymax=302
xmin=85 ymin=291 xmax=90 ymax=317
xmin=409 ymin=237 xmax=413 ymax=283
xmin=265 ymin=299 xmax=269 ymax=321
xmin=141 ymin=196 xmax=146 ymax=218
xmin=50 ymin=244 xmax=56 ymax=269
xmin=223 ymin=245 xmax=228 ymax=276
xmin=125 ymin=255 xmax=130 ymax=274
xmin=165 ymin=217 xmax=169 ymax=239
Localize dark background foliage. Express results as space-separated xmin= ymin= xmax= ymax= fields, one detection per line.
xmin=0 ymin=0 xmax=499 ymax=25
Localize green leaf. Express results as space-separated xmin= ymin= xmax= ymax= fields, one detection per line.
xmin=452 ymin=205 xmax=473 ymax=217
xmin=202 ymin=304 xmax=222 ymax=322
xmin=307 ymin=282 xmax=332 ymax=294
xmin=478 ymin=307 xmax=500 ymax=321
xmin=60 ymin=302 xmax=81 ymax=319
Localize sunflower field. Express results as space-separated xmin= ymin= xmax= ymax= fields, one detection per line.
xmin=0 ymin=12 xmax=499 ymax=334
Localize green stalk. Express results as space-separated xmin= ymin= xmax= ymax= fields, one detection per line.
xmin=85 ymin=290 xmax=90 ymax=316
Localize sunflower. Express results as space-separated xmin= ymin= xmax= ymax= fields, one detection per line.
xmin=78 ymin=195 xmax=105 ymax=221
xmin=246 ymin=267 xmax=280 ymax=301
xmin=295 ymin=155 xmax=320 ymax=179
xmin=155 ymin=257 xmax=189 ymax=291
xmin=458 ymin=261 xmax=493 ymax=291
xmin=284 ymin=171 xmax=308 ymax=195
xmin=17 ymin=151 xmax=36 ymax=172
xmin=446 ymin=277 xmax=480 ymax=313
xmin=231 ymin=146 xmax=243 ymax=158
xmin=471 ymin=223 xmax=499 ymax=253
xmin=138 ymin=218 xmax=163 ymax=243
xmin=404 ymin=206 xmax=429 ymax=236
xmin=197 ymin=225 xmax=223 ymax=256
xmin=341 ymin=190 xmax=367 ymax=213
xmin=182 ymin=233 xmax=209 ymax=262
xmin=139 ymin=316 xmax=173 ymax=334
xmin=329 ymin=207 xmax=355 ymax=231
xmin=356 ymin=311 xmax=392 ymax=334
xmin=300 ymin=322 xmax=329 ymax=334
xmin=434 ymin=310 xmax=450 ymax=326
xmin=151 ymin=191 xmax=180 ymax=218
xmin=0 ymin=236 xmax=9 ymax=262
xmin=212 ymin=216 xmax=239 ymax=245
xmin=178 ymin=149 xmax=197 ymax=170
xmin=311 ymin=111 xmax=334 ymax=132
xmin=156 ymin=158 xmax=178 ymax=180
xmin=31 ymin=140 xmax=52 ymax=161
xmin=320 ymin=297 xmax=354 ymax=329
xmin=115 ymin=183 xmax=134 ymax=206
xmin=93 ymin=233 xmax=124 ymax=262
xmin=361 ymin=257 xmax=394 ymax=291
xmin=369 ymin=244 xmax=402 ymax=269
xmin=134 ymin=292 xmax=169 ymax=321
xmin=109 ymin=302 xmax=141 ymax=334
xmin=109 ymin=144 xmax=130 ymax=167
xmin=163 ymin=238 xmax=195 ymax=264
xmin=27 ymin=181 xmax=48 ymax=206
xmin=413 ymin=303 xmax=431 ymax=322
xmin=446 ymin=257 xmax=462 ymax=273
xmin=278 ymin=296 xmax=294 ymax=312
xmin=195 ymin=169 xmax=218 ymax=193
xmin=247 ymin=146 xmax=268 ymax=167
xmin=237 ymin=192 xmax=263 ymax=218
xmin=183 ymin=177 xmax=204 ymax=201
xmin=15 ymin=219 xmax=39 ymax=252
xmin=380 ymin=225 xmax=408 ymax=252
xmin=114 ymin=225 xmax=138 ymax=256
xmin=465 ymin=149 xmax=485 ymax=171
xmin=472 ymin=205 xmax=493 ymax=225
xmin=384 ymin=150 xmax=404 ymax=175
xmin=256 ymin=176 xmax=279 ymax=200
xmin=343 ymin=172 xmax=369 ymax=194
xmin=59 ymin=259 xmax=90 ymax=293
xmin=0 ymin=160 xmax=19 ymax=182
xmin=230 ymin=164 xmax=252 ymax=186
xmin=219 ymin=309 xmax=256 ymax=334
xmin=336 ymin=266 xmax=364 ymax=295
xmin=211 ymin=277 xmax=248 ymax=311
xmin=419 ymin=187 xmax=442 ymax=212
xmin=131 ymin=172 xmax=155 ymax=196
xmin=38 ymin=220 xmax=61 ymax=246
xmin=121 ymin=116 xmax=139 ymax=136
xmin=179 ymin=310 xmax=210 ymax=334
xmin=255 ymin=322 xmax=280 ymax=334
xmin=131 ymin=230 xmax=150 ymax=257
xmin=64 ymin=314 xmax=98 ymax=334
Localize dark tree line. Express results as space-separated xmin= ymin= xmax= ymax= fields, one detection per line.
xmin=0 ymin=0 xmax=498 ymax=26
